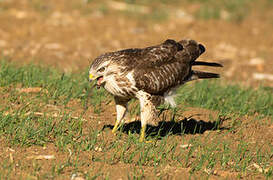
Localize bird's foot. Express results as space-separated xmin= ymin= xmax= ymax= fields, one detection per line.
xmin=139 ymin=125 xmax=153 ymax=143
xmin=112 ymin=121 xmax=120 ymax=134
xmin=139 ymin=135 xmax=154 ymax=143
xmin=140 ymin=140 xmax=154 ymax=143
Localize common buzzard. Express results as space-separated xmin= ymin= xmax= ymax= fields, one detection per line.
xmin=89 ymin=39 xmax=222 ymax=142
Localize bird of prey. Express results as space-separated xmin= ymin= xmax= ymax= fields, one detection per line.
xmin=89 ymin=39 xmax=222 ymax=142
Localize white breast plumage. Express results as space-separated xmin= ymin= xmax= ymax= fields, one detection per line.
xmin=104 ymin=75 xmax=124 ymax=96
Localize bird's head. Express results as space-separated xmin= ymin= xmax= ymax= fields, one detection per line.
xmin=88 ymin=55 xmax=113 ymax=88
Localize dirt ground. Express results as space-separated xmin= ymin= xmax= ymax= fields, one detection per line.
xmin=0 ymin=0 xmax=272 ymax=179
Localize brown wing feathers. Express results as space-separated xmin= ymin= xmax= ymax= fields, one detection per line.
xmin=176 ymin=39 xmax=205 ymax=63
xmin=134 ymin=39 xmax=222 ymax=95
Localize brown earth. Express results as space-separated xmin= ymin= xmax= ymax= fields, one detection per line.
xmin=1 ymin=97 xmax=272 ymax=179
xmin=0 ymin=0 xmax=273 ymax=179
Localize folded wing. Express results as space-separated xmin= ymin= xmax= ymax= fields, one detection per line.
xmin=133 ymin=39 xmax=222 ymax=95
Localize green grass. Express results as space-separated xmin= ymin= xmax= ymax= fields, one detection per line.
xmin=0 ymin=61 xmax=272 ymax=179
xmin=80 ymin=0 xmax=260 ymax=23
xmin=103 ymin=0 xmax=270 ymax=22
xmin=8 ymin=0 xmax=272 ymax=24
xmin=191 ymin=0 xmax=254 ymax=22
xmin=177 ymin=80 xmax=273 ymax=118
xmin=0 ymin=60 xmax=107 ymax=108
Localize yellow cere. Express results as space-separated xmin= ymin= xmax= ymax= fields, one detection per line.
xmin=89 ymin=73 xmax=94 ymax=80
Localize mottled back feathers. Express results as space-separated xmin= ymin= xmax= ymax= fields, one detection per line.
xmin=132 ymin=39 xmax=206 ymax=95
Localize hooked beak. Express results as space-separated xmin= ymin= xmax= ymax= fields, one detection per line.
xmin=89 ymin=73 xmax=104 ymax=89
xmin=89 ymin=73 xmax=98 ymax=89
xmin=89 ymin=73 xmax=97 ymax=82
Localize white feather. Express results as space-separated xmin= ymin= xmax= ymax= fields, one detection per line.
xmin=126 ymin=71 xmax=135 ymax=86
xmin=104 ymin=75 xmax=123 ymax=96
xmin=163 ymin=88 xmax=177 ymax=107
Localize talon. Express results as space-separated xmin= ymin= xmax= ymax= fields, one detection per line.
xmin=112 ymin=121 xmax=120 ymax=134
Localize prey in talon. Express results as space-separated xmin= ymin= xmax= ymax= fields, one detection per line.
xmin=88 ymin=39 xmax=222 ymax=142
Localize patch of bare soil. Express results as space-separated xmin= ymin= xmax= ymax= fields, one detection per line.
xmin=0 ymin=141 xmax=242 ymax=179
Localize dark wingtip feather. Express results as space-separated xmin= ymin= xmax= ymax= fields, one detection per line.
xmin=177 ymin=42 xmax=183 ymax=51
xmin=193 ymin=70 xmax=220 ymax=79
xmin=193 ymin=61 xmax=223 ymax=67
xmin=198 ymin=44 xmax=206 ymax=55
xmin=163 ymin=39 xmax=184 ymax=51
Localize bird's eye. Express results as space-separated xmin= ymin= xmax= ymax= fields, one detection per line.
xmin=98 ymin=67 xmax=105 ymax=72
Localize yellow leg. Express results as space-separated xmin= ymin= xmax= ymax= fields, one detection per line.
xmin=112 ymin=121 xmax=120 ymax=134
xmin=139 ymin=125 xmax=146 ymax=142
xmin=113 ymin=97 xmax=128 ymax=134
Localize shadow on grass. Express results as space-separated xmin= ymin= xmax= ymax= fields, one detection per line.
xmin=102 ymin=117 xmax=229 ymax=139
